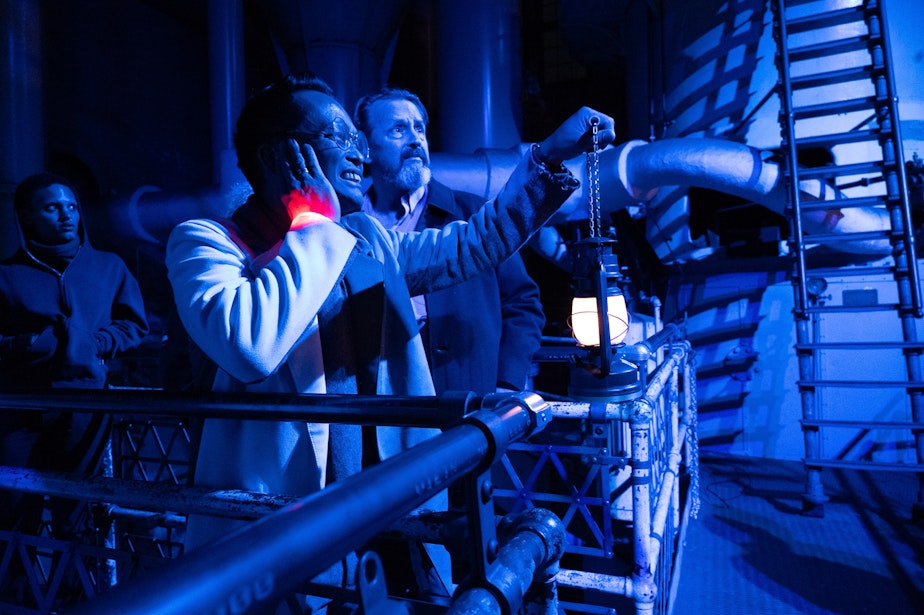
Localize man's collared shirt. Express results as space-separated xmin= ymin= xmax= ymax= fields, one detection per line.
xmin=362 ymin=184 xmax=429 ymax=326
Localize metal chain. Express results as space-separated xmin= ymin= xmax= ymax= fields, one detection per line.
xmin=586 ymin=117 xmax=602 ymax=238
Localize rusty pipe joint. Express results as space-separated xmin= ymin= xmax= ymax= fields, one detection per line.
xmin=449 ymin=507 xmax=565 ymax=615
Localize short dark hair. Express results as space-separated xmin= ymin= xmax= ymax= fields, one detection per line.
xmin=233 ymin=72 xmax=336 ymax=189
xmin=14 ymin=172 xmax=80 ymax=212
xmin=353 ymin=86 xmax=429 ymax=137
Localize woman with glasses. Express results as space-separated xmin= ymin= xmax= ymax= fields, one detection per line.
xmin=165 ymin=72 xmax=615 ymax=569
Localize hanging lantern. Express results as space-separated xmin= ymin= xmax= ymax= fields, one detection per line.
xmin=565 ymin=117 xmax=641 ymax=401
xmin=568 ymin=237 xmax=630 ymax=347
xmin=566 ymin=237 xmax=642 ymax=402
xmin=570 ymin=284 xmax=629 ymax=347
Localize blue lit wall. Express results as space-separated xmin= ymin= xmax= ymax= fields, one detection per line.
xmin=650 ymin=0 xmax=924 ymax=460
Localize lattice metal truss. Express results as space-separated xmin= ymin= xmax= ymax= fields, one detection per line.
xmin=0 ymin=416 xmax=196 ymax=613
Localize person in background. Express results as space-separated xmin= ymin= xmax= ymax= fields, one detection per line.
xmin=354 ymin=86 xmax=545 ymax=395
xmin=0 ymin=172 xmax=148 ymax=602
xmin=0 ymin=173 xmax=148 ymax=392
xmin=165 ymin=71 xmax=613 ymax=608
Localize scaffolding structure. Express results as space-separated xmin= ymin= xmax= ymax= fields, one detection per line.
xmin=0 ymin=327 xmax=696 ymax=614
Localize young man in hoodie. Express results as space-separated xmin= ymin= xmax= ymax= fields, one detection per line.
xmin=0 ymin=172 xmax=149 ymax=537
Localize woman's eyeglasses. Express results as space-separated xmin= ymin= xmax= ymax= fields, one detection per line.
xmin=284 ymin=118 xmax=368 ymax=158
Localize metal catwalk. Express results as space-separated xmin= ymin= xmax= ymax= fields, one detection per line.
xmin=0 ymin=321 xmax=695 ymax=614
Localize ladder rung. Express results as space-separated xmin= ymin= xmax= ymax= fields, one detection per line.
xmin=798 ymin=379 xmax=924 ymax=388
xmin=795 ymin=161 xmax=882 ymax=178
xmin=790 ymin=66 xmax=873 ymax=90
xmin=801 ymin=308 xmax=901 ymax=319
xmin=780 ymin=0 xmax=835 ymax=7
xmin=792 ymin=95 xmax=878 ymax=119
xmin=789 ymin=35 xmax=870 ymax=62
xmin=794 ymin=129 xmax=883 ymax=149
xmin=803 ymin=459 xmax=924 ymax=472
xmin=796 ymin=342 xmax=924 ymax=350
xmin=803 ymin=419 xmax=924 ymax=430
xmin=798 ymin=265 xmax=895 ymax=277
xmin=797 ymin=195 xmax=888 ymax=212
xmin=785 ymin=5 xmax=866 ymax=35
xmin=804 ymin=303 xmax=898 ymax=314
xmin=796 ymin=229 xmax=892 ymax=244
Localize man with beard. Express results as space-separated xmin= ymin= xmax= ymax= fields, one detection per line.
xmin=166 ymin=71 xmax=613 ymax=609
xmin=168 ymin=74 xmax=610 ymax=537
xmin=354 ymin=87 xmax=545 ymax=395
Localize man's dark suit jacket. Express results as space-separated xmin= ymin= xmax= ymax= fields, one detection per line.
xmin=415 ymin=180 xmax=545 ymax=394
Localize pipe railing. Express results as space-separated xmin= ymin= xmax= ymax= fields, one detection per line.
xmin=0 ymin=388 xmax=477 ymax=429
xmin=0 ymin=464 xmax=299 ymax=521
xmin=1 ymin=328 xmax=696 ymax=614
xmin=527 ymin=328 xmax=697 ymax=615
xmin=63 ymin=392 xmax=552 ymax=614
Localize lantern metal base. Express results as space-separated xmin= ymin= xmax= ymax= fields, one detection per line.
xmin=567 ymin=355 xmax=642 ymax=402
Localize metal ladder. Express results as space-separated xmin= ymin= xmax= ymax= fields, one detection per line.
xmin=772 ymin=0 xmax=924 ymax=518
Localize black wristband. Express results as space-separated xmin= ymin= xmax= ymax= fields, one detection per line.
xmin=531 ymin=142 xmax=566 ymax=172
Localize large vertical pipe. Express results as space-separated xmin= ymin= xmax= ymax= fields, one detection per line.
xmin=436 ymin=0 xmax=522 ymax=153
xmin=208 ymin=0 xmax=245 ymax=190
xmin=622 ymin=0 xmax=651 ymax=142
xmin=259 ymin=0 xmax=410 ymax=114
xmin=0 ymin=0 xmax=43 ymax=259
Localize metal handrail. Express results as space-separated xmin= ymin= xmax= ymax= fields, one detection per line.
xmin=67 ymin=393 xmax=552 ymax=615
xmin=0 ymin=388 xmax=476 ymax=428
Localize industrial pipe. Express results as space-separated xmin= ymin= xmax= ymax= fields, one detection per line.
xmin=436 ymin=0 xmax=523 ymax=152
xmin=447 ymin=507 xmax=565 ymax=615
xmin=629 ymin=398 xmax=657 ymax=615
xmin=641 ymin=348 xmax=690 ymax=572
xmin=257 ymin=0 xmax=411 ymax=111
xmin=0 ymin=0 xmax=44 ymax=259
xmin=612 ymin=138 xmax=893 ymax=255
xmin=68 ymin=392 xmax=551 ymax=615
xmin=207 ymin=0 xmax=245 ymax=189
xmin=442 ymin=137 xmax=895 ymax=258
xmin=109 ymin=135 xmax=892 ymax=258
xmin=0 ymin=388 xmax=476 ymax=429
xmin=648 ymin=423 xmax=687 ymax=572
xmin=0 ymin=465 xmax=297 ymax=521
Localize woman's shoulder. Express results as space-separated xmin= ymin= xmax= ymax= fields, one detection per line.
xmin=340 ymin=212 xmax=391 ymax=247
xmin=168 ymin=217 xmax=243 ymax=248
